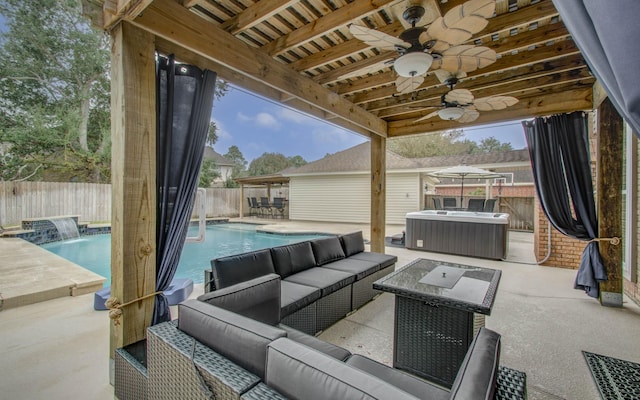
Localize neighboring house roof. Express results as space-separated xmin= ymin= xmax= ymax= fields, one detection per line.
xmin=284 ymin=142 xmax=421 ymax=175
xmin=203 ymin=147 xmax=234 ymax=166
xmin=284 ymin=142 xmax=531 ymax=176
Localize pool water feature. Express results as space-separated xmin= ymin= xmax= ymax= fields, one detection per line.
xmin=41 ymin=223 xmax=326 ymax=285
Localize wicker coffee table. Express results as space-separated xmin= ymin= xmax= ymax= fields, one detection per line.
xmin=373 ymin=258 xmax=501 ymax=388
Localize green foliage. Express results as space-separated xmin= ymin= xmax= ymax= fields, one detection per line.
xmin=247 ymin=152 xmax=307 ymax=176
xmin=198 ymin=158 xmax=220 ymax=187
xmin=223 ymin=177 xmax=239 ymax=188
xmin=224 ymin=145 xmax=247 ymax=178
xmin=206 ymin=121 xmax=219 ymax=147
xmin=388 ymin=130 xmax=513 ymax=158
xmin=0 ymin=0 xmax=111 ymax=182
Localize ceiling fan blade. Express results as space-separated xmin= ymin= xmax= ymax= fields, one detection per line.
xmin=396 ymin=75 xmax=425 ymax=93
xmin=426 ymin=0 xmax=495 ymax=46
xmin=439 ymin=45 xmax=496 ymax=72
xmin=457 ymin=108 xmax=480 ymax=123
xmin=337 ymin=58 xmax=394 ymax=81
xmin=445 ymin=89 xmax=474 ymax=105
xmin=349 ymin=24 xmax=410 ymax=51
xmin=432 ymin=69 xmax=468 ymax=83
xmin=414 ymin=110 xmax=441 ymax=123
xmin=473 ymin=96 xmax=519 ymax=111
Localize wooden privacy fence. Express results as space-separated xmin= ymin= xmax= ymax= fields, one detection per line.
xmin=0 ymin=181 xmax=290 ymax=227
xmin=424 ymin=195 xmax=534 ymax=232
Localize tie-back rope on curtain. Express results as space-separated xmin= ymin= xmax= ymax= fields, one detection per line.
xmin=522 ymin=112 xmax=608 ymax=298
xmin=153 ymin=55 xmax=217 ymax=325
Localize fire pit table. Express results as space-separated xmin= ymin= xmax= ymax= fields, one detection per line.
xmin=374 ymin=258 xmax=501 ymax=388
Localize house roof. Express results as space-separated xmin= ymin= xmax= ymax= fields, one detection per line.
xmin=203 ymin=147 xmax=234 ymax=166
xmin=284 ymin=142 xmax=530 ymax=175
xmin=284 ymin=142 xmax=421 ymax=175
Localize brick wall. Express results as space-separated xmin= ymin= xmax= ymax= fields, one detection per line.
xmin=534 ymin=201 xmax=586 ymax=269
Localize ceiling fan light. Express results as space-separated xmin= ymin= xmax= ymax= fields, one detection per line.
xmin=438 ymin=107 xmax=465 ymax=120
xmin=394 ymin=52 xmax=433 ymax=78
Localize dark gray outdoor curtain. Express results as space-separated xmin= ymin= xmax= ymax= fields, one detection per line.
xmin=522 ymin=112 xmax=606 ymax=298
xmin=153 ymin=55 xmax=217 ymax=325
xmin=552 ymin=0 xmax=640 ymax=136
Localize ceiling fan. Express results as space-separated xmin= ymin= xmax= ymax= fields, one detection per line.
xmin=413 ymin=78 xmax=519 ymax=123
xmin=345 ymin=0 xmax=497 ymax=94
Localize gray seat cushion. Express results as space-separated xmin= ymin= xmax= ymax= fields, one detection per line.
xmin=265 ymin=338 xmax=420 ymax=400
xmin=340 ymin=231 xmax=365 ymax=256
xmin=197 ymin=273 xmax=281 ymax=325
xmin=349 ymin=251 xmax=397 ymax=270
xmin=284 ymin=267 xmax=355 ymax=296
xmin=178 ymin=299 xmax=286 ymax=379
xmin=320 ymin=258 xmax=379 ymax=280
xmin=279 ymin=324 xmax=351 ymax=361
xmin=346 ymin=355 xmax=449 ymax=400
xmin=449 ymin=327 xmax=501 ymax=400
xmin=210 ymin=248 xmax=276 ymax=289
xmin=310 ymin=236 xmax=346 ymax=266
xmin=280 ymin=280 xmax=321 ymax=317
xmin=270 ymin=241 xmax=316 ymax=278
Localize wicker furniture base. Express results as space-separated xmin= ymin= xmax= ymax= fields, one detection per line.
xmin=281 ymin=302 xmax=317 ymax=335
xmin=147 ymin=322 xmax=260 ymax=400
xmin=496 ymin=366 xmax=528 ymax=400
xmin=351 ymin=265 xmax=394 ymax=310
xmin=316 ymin=285 xmax=352 ymax=332
xmin=115 ymin=341 xmax=148 ymax=400
xmin=240 ymin=383 xmax=288 ymax=400
xmin=394 ymin=296 xmax=478 ymax=388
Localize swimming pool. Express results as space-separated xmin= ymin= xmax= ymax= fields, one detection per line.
xmin=40 ymin=223 xmax=326 ymax=285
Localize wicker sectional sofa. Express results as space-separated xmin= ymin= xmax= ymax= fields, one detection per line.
xmin=134 ymin=282 xmax=523 ymax=400
xmin=202 ymin=231 xmax=397 ymax=335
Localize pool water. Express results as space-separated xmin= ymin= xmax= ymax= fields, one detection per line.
xmin=41 ymin=223 xmax=325 ymax=285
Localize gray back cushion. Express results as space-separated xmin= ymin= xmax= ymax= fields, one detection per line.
xmin=340 ymin=231 xmax=365 ymax=257
xmin=310 ymin=236 xmax=345 ymax=266
xmin=449 ymin=327 xmax=501 ymax=400
xmin=265 ymin=338 xmax=420 ymax=400
xmin=211 ymin=248 xmax=275 ymax=289
xmin=197 ymin=274 xmax=281 ymax=325
xmin=270 ymin=241 xmax=316 ymax=278
xmin=178 ymin=299 xmax=286 ymax=379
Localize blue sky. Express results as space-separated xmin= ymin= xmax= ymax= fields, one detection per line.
xmin=211 ymin=85 xmax=527 ymax=164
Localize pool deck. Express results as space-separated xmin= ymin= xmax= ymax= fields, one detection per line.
xmin=1 ymin=220 xmax=640 ymax=399
xmin=0 ymin=238 xmax=105 ymax=310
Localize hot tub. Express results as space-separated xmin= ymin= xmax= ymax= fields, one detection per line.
xmin=405 ymin=210 xmax=509 ymax=260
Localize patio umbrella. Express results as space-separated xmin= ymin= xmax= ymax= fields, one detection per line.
xmin=427 ymin=165 xmax=502 ymax=207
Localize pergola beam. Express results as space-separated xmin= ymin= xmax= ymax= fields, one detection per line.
xmin=132 ymin=0 xmax=387 ymax=138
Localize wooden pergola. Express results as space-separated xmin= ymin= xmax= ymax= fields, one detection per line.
xmin=234 ymin=174 xmax=289 ymax=216
xmin=80 ymin=0 xmax=623 ymax=356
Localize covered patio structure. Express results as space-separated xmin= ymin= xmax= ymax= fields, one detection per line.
xmin=234 ymin=174 xmax=290 ymax=218
xmin=80 ymin=0 xmax=634 ymax=373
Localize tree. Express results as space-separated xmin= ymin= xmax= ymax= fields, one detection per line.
xmin=475 ymin=137 xmax=513 ymax=153
xmin=247 ymin=152 xmax=307 ymax=176
xmin=388 ymin=130 xmax=512 ymax=158
xmin=198 ymin=158 xmax=221 ymax=187
xmin=224 ymin=145 xmax=247 ymax=178
xmin=0 ymin=0 xmax=111 ymax=182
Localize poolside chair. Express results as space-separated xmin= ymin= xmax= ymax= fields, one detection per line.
xmin=247 ymin=197 xmax=258 ymax=217
xmin=467 ymin=198 xmax=485 ymax=212
xmin=260 ymin=197 xmax=272 ymax=218
xmin=250 ymin=197 xmax=261 ymax=216
xmin=484 ymin=198 xmax=498 ymax=212
xmin=432 ymin=198 xmax=442 ymax=210
xmin=443 ymin=197 xmax=457 ymax=209
xmin=272 ymin=197 xmax=286 ymax=219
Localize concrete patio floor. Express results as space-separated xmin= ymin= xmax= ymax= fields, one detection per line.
xmin=1 ymin=220 xmax=639 ymax=399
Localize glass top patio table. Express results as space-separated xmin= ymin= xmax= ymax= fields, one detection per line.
xmin=373 ymin=258 xmax=501 ymax=315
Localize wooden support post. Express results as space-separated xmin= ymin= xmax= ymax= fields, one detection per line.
xmin=597 ymin=98 xmax=624 ymax=306
xmin=370 ymin=136 xmax=386 ymax=253
xmin=110 ymin=22 xmax=157 ymax=357
xmin=239 ymin=184 xmax=245 ymax=218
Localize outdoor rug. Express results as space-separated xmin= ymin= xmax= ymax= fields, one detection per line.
xmin=583 ymin=351 xmax=640 ymax=400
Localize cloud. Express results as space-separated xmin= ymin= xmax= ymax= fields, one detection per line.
xmin=211 ymin=117 xmax=232 ymax=141
xmin=255 ymin=112 xmax=280 ymax=129
xmin=236 ymin=110 xmax=281 ymax=130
